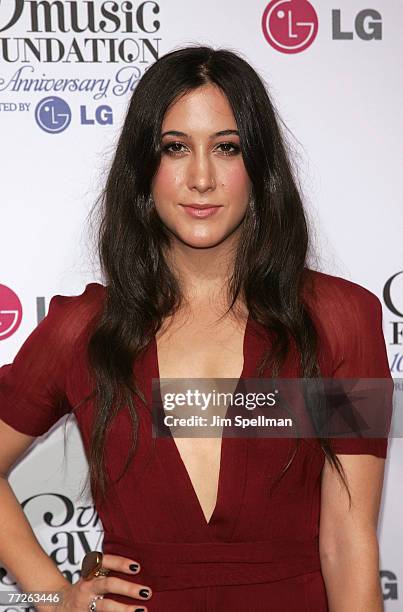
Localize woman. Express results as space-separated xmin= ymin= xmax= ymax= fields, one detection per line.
xmin=0 ymin=46 xmax=392 ymax=611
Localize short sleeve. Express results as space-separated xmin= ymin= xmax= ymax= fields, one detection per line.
xmin=0 ymin=283 xmax=104 ymax=437
xmin=327 ymin=281 xmax=393 ymax=458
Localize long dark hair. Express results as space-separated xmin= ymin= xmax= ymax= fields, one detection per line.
xmin=81 ymin=44 xmax=351 ymax=508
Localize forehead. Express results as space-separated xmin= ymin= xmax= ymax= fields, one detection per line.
xmin=161 ymin=84 xmax=237 ymax=131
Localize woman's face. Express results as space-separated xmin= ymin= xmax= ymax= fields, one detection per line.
xmin=151 ymin=83 xmax=252 ymax=249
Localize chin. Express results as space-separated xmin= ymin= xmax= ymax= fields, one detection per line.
xmin=180 ymin=235 xmax=226 ymax=249
xmin=173 ymin=227 xmax=232 ymax=249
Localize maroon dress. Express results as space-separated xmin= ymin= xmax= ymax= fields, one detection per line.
xmin=0 ymin=270 xmax=392 ymax=611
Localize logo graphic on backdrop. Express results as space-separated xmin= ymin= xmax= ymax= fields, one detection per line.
xmin=0 ymin=284 xmax=22 ymax=341
xmin=261 ymin=2 xmax=382 ymax=53
xmin=380 ymin=570 xmax=399 ymax=601
xmin=384 ymin=271 xmax=403 ymax=375
xmin=33 ymin=96 xmax=113 ymax=133
xmin=261 ymin=0 xmax=318 ymax=53
xmin=331 ymin=9 xmax=382 ymax=41
xmin=35 ymin=96 xmax=71 ymax=133
xmin=0 ymin=1 xmax=161 ymax=131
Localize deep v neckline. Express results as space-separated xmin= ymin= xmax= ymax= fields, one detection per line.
xmin=151 ymin=312 xmax=252 ymax=529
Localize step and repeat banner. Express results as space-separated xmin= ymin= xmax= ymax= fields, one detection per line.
xmin=0 ymin=1 xmax=401 ymax=609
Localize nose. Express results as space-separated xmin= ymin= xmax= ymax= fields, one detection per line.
xmin=186 ymin=150 xmax=216 ymax=193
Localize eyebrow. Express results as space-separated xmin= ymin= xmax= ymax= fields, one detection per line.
xmin=161 ymin=129 xmax=239 ymax=139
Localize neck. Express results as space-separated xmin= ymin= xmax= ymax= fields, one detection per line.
xmin=164 ymin=229 xmax=243 ymax=314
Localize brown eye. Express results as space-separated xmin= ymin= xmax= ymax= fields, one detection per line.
xmin=162 ymin=142 xmax=186 ymax=155
xmin=216 ymin=142 xmax=241 ymax=155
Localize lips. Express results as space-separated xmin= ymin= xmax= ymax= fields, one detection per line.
xmin=181 ymin=203 xmax=222 ymax=209
xmin=179 ymin=204 xmax=222 ymax=219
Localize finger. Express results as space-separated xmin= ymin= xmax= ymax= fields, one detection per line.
xmin=100 ymin=553 xmax=142 ymax=575
xmin=76 ymin=579 xmax=148 ymax=611
xmin=94 ymin=597 xmax=148 ymax=612
xmin=94 ymin=576 xmax=153 ymax=602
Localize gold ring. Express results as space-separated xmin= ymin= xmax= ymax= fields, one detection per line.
xmin=81 ymin=551 xmax=110 ymax=581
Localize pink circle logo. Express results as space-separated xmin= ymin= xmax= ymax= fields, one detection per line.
xmin=262 ymin=0 xmax=318 ymax=54
xmin=0 ymin=284 xmax=23 ymax=341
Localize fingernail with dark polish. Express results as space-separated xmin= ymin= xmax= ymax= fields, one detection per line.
xmin=135 ymin=609 xmax=145 ymax=612
xmin=129 ymin=563 xmax=140 ymax=572
xmin=139 ymin=588 xmax=150 ymax=598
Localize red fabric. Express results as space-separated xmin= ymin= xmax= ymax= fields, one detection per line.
xmin=0 ymin=271 xmax=393 ymax=611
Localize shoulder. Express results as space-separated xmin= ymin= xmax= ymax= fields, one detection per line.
xmin=301 ymin=269 xmax=385 ymax=375
xmin=41 ymin=282 xmax=107 ymax=351
xmin=301 ymin=267 xmax=383 ymax=331
xmin=302 ymin=268 xmax=382 ymax=314
xmin=49 ymin=282 xmax=106 ymax=318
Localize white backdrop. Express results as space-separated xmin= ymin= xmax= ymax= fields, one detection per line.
xmin=0 ymin=0 xmax=402 ymax=609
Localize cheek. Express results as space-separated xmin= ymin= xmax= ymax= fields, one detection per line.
xmin=220 ymin=162 xmax=251 ymax=201
xmin=152 ymin=162 xmax=184 ymax=201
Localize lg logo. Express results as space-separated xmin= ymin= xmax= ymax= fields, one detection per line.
xmin=35 ymin=96 xmax=71 ymax=134
xmin=332 ymin=9 xmax=382 ymax=41
xmin=261 ymin=0 xmax=318 ymax=54
xmin=381 ymin=570 xmax=398 ymax=600
xmin=34 ymin=96 xmax=113 ymax=133
xmin=262 ymin=1 xmax=382 ymax=54
xmin=0 ymin=284 xmax=22 ymax=341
